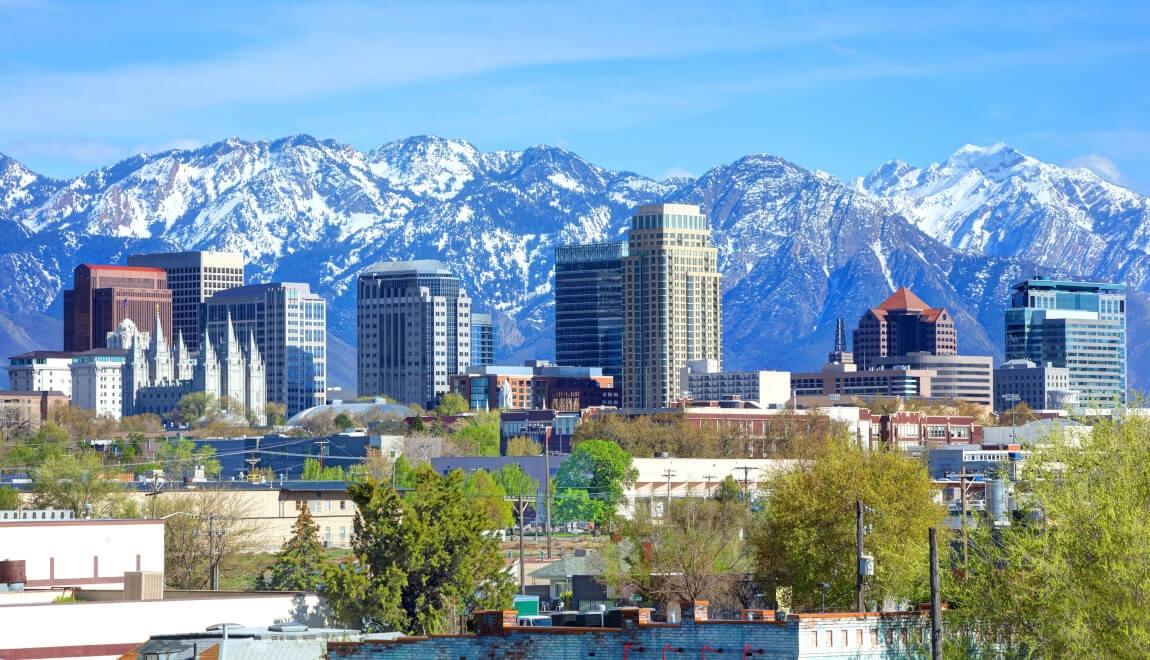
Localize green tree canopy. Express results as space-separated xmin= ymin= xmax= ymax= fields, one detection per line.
xmin=0 ymin=485 xmax=20 ymax=509
xmin=750 ymin=433 xmax=944 ymax=611
xmin=324 ymin=466 xmax=514 ymax=634
xmin=462 ymin=469 xmax=512 ymax=529
xmin=301 ymin=457 xmax=346 ymax=481
xmin=262 ymin=506 xmax=327 ymax=591
xmin=175 ymin=391 xmax=217 ymax=425
xmin=492 ymin=463 xmax=539 ymax=499
xmin=450 ymin=411 xmax=500 ymax=456
xmin=713 ymin=474 xmax=744 ymax=503
xmin=505 ymin=436 xmax=542 ymax=456
xmin=606 ymin=497 xmax=752 ymax=608
xmin=157 ymin=438 xmax=220 ymax=480
xmin=31 ymin=451 xmax=135 ymax=517
xmin=435 ymin=392 xmax=469 ymax=416
xmin=553 ymin=439 xmax=636 ymax=526
xmin=946 ymin=414 xmax=1150 ymax=657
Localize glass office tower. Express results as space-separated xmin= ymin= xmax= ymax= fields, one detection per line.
xmin=1004 ymin=277 xmax=1126 ymax=408
xmin=554 ymin=242 xmax=627 ymax=379
xmin=471 ymin=313 xmax=495 ymax=367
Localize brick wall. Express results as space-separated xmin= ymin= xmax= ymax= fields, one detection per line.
xmin=329 ymin=609 xmax=929 ymax=659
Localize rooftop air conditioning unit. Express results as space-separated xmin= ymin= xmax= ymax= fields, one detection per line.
xmin=123 ymin=571 xmax=164 ymax=601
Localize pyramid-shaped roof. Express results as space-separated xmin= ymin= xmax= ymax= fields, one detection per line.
xmin=877 ymin=286 xmax=931 ymax=312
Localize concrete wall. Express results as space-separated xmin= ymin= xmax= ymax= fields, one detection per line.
xmin=0 ymin=519 xmax=164 ymax=588
xmin=0 ymin=592 xmax=328 ymax=659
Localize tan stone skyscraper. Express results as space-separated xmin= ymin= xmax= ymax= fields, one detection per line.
xmin=622 ymin=203 xmax=722 ymax=409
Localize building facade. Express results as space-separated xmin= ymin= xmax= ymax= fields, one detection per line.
xmin=471 ymin=312 xmax=495 ymax=367
xmin=994 ymin=359 xmax=1077 ymax=412
xmin=1004 ymin=277 xmax=1126 ymax=408
xmin=194 ymin=312 xmax=268 ymax=425
xmin=357 ymin=260 xmax=471 ymax=408
xmin=623 ymin=204 xmax=722 ymax=409
xmin=0 ymin=390 xmax=68 ymax=431
xmin=204 ymin=282 xmax=325 ymax=417
xmin=62 ymin=264 xmax=173 ymax=352
xmin=127 ymin=250 xmax=245 ymax=355
xmin=680 ymin=359 xmax=791 ymax=409
xmin=555 ymin=241 xmax=627 ymax=378
xmin=6 ymin=351 xmax=74 ymax=398
xmin=873 ymin=353 xmax=994 ymax=406
xmin=450 ymin=362 xmax=617 ymax=412
xmin=853 ymin=287 xmax=956 ymax=370
xmin=69 ymin=349 xmax=127 ymax=418
xmin=106 ymin=315 xmax=194 ymax=418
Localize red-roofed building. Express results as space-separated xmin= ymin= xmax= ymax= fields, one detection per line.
xmin=853 ymin=287 xmax=956 ymax=369
xmin=63 ymin=264 xmax=172 ymax=352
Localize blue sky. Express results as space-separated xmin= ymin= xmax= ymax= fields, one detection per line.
xmin=2 ymin=1 xmax=1149 ymax=191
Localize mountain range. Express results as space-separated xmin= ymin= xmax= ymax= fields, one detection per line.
xmin=1 ymin=136 xmax=1147 ymax=393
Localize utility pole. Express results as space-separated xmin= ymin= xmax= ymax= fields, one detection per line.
xmin=855 ymin=500 xmax=865 ymax=612
xmin=702 ymin=473 xmax=716 ymax=499
xmin=543 ymin=427 xmax=553 ymax=560
xmin=208 ymin=514 xmax=219 ymax=591
xmin=959 ymin=466 xmax=969 ymax=565
xmin=661 ymin=469 xmax=675 ymax=517
xmin=517 ymin=492 xmax=526 ymax=594
xmin=734 ymin=466 xmax=758 ymax=506
xmin=929 ymin=527 xmax=942 ymax=660
xmin=314 ymin=436 xmax=329 ymax=470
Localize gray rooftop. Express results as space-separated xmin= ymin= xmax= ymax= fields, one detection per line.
xmin=362 ymin=259 xmax=455 ymax=276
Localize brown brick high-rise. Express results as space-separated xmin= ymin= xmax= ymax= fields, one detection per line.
xmin=853 ymin=287 xmax=956 ymax=370
xmin=63 ymin=264 xmax=173 ymax=352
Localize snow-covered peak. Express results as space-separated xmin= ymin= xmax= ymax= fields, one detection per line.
xmin=367 ymin=135 xmax=484 ymax=200
xmin=858 ymin=143 xmax=1150 ymax=276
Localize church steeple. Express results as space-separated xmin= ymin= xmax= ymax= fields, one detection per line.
xmin=827 ymin=317 xmax=855 ymax=366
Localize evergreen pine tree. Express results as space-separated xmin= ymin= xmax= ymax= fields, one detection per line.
xmin=264 ymin=505 xmax=326 ymax=591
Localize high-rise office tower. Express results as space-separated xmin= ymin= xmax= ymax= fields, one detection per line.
xmin=357 ymin=260 xmax=471 ymax=408
xmin=622 ymin=203 xmax=722 ymax=409
xmin=63 ymin=264 xmax=172 ymax=352
xmin=471 ymin=313 xmax=495 ymax=367
xmin=203 ymin=282 xmax=326 ymax=417
xmin=554 ymin=242 xmax=627 ymax=378
xmin=853 ymin=287 xmax=956 ymax=370
xmin=128 ymin=251 xmax=245 ymax=355
xmin=1005 ymin=277 xmax=1126 ymax=408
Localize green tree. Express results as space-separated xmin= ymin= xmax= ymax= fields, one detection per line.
xmin=31 ymin=451 xmax=133 ymax=517
xmin=324 ymin=467 xmax=515 ymax=634
xmin=492 ymin=463 xmax=539 ymax=499
xmin=301 ymin=457 xmax=346 ymax=481
xmin=462 ymin=469 xmax=512 ymax=529
xmin=157 ymin=438 xmax=220 ymax=479
xmin=262 ymin=506 xmax=326 ymax=591
xmin=713 ymin=474 xmax=743 ymax=502
xmin=0 ymin=485 xmax=20 ymax=509
xmin=175 ymin=391 xmax=217 ymax=425
xmin=435 ymin=392 xmax=469 ymax=416
xmin=450 ymin=411 xmax=500 ymax=456
xmin=2 ymin=421 xmax=69 ymax=468
xmin=264 ymin=402 xmax=287 ymax=426
xmin=553 ymin=439 xmax=637 ymax=526
xmin=334 ymin=412 xmax=355 ymax=430
xmin=946 ymin=414 xmax=1150 ymax=657
xmin=750 ymin=433 xmax=944 ymax=611
xmin=154 ymin=491 xmax=259 ymax=589
xmin=505 ymin=436 xmax=542 ymax=456
xmin=606 ymin=497 xmax=751 ymax=608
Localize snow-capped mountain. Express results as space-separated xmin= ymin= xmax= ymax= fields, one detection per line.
xmin=858 ymin=143 xmax=1150 ymax=290
xmin=1 ymin=136 xmax=1147 ymax=391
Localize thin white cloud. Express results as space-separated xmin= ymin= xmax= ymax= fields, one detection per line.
xmin=1065 ymin=153 xmax=1126 ymax=185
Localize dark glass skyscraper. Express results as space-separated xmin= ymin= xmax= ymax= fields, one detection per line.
xmin=554 ymin=242 xmax=627 ymax=378
xmin=471 ymin=313 xmax=495 ymax=367
xmin=1005 ymin=277 xmax=1126 ymax=408
xmin=357 ymin=260 xmax=471 ymax=408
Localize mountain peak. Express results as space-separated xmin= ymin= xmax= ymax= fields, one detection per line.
xmin=944 ymin=142 xmax=1029 ymax=173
